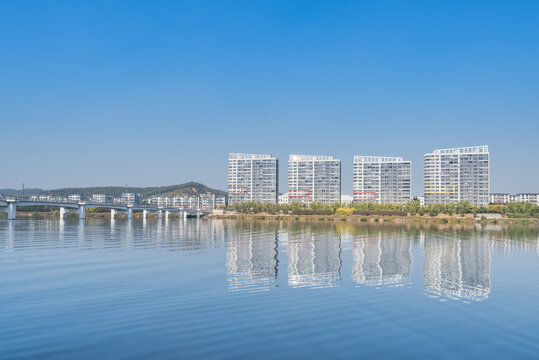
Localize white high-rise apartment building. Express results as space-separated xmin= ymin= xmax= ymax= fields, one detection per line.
xmin=228 ymin=153 xmax=278 ymax=204
xmin=424 ymin=146 xmax=490 ymax=206
xmin=288 ymin=155 xmax=341 ymax=204
xmin=353 ymin=156 xmax=411 ymax=204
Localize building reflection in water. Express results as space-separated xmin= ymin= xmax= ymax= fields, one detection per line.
xmin=423 ymin=235 xmax=491 ymax=301
xmin=226 ymin=223 xmax=278 ymax=292
xmin=287 ymin=229 xmax=342 ymax=288
xmin=352 ymin=232 xmax=412 ymax=287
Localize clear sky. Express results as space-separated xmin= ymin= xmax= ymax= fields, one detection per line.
xmin=1 ymin=0 xmax=538 ymax=195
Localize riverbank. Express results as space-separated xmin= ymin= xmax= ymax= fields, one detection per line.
xmin=209 ymin=213 xmax=539 ymax=226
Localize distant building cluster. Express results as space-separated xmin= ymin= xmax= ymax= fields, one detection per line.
xmin=148 ymin=193 xmax=226 ymax=210
xmin=228 ymin=146 xmax=495 ymax=206
xmin=29 ymin=194 xmax=68 ymax=202
xmin=28 ymin=192 xmax=226 ymax=210
xmin=45 ymin=193 xmax=144 ymax=205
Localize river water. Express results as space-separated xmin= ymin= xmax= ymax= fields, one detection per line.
xmin=1 ymin=218 xmax=538 ymax=359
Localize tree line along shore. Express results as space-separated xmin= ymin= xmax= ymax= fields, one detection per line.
xmin=226 ymin=200 xmax=539 ymax=219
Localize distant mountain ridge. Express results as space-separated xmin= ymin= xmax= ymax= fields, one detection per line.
xmin=0 ymin=182 xmax=226 ymax=198
xmin=0 ymin=188 xmax=44 ymax=196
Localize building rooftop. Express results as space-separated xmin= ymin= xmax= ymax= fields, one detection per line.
xmin=353 ymin=156 xmax=406 ymax=163
xmin=229 ymin=153 xmax=274 ymax=159
xmin=429 ymin=145 xmax=489 ymax=155
xmin=289 ymin=155 xmax=337 ymax=161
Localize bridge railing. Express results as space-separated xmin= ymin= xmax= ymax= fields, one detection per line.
xmin=19 ymin=199 xmax=78 ymax=205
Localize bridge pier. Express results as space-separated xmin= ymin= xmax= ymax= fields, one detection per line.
xmin=111 ymin=209 xmax=117 ymax=219
xmin=143 ymin=210 xmax=148 ymax=220
xmin=158 ymin=209 xmax=162 ymax=220
xmin=165 ymin=210 xmax=170 ymax=219
xmin=59 ymin=205 xmax=84 ymax=220
xmin=183 ymin=211 xmax=188 ymax=219
xmin=196 ymin=211 xmax=200 ymax=219
xmin=59 ymin=207 xmax=67 ymax=220
xmin=7 ymin=201 xmax=17 ymax=220
xmin=127 ymin=207 xmax=133 ymax=220
xmin=78 ymin=204 xmax=86 ymax=220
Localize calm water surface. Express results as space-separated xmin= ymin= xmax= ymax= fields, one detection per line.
xmin=1 ymin=219 xmax=538 ymax=359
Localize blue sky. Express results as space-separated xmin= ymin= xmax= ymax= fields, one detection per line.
xmin=1 ymin=0 xmax=538 ymax=195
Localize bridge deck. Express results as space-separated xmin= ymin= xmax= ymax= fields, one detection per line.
xmin=0 ymin=199 xmax=211 ymax=215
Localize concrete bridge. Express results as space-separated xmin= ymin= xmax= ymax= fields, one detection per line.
xmin=0 ymin=197 xmax=208 ymax=220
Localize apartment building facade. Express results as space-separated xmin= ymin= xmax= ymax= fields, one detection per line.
xmin=227 ymin=153 xmax=279 ymax=204
xmin=424 ymin=146 xmax=490 ymax=206
xmin=352 ymin=156 xmax=411 ymax=204
xmin=288 ymin=155 xmax=341 ymax=204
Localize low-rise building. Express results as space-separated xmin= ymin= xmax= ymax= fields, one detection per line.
xmin=91 ymin=194 xmax=113 ymax=204
xmin=199 ymin=193 xmax=218 ymax=210
xmin=516 ymin=193 xmax=539 ymax=205
xmin=68 ymin=194 xmax=84 ymax=202
xmin=490 ymin=193 xmax=539 ymax=205
xmin=215 ymin=196 xmax=227 ymax=208
xmin=489 ymin=193 xmax=511 ymax=205
xmin=150 ymin=195 xmax=173 ymax=207
xmin=340 ymin=195 xmax=354 ymax=205
xmin=121 ymin=193 xmax=142 ymax=205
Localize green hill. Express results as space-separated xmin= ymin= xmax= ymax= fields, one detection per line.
xmin=2 ymin=182 xmax=226 ymax=198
